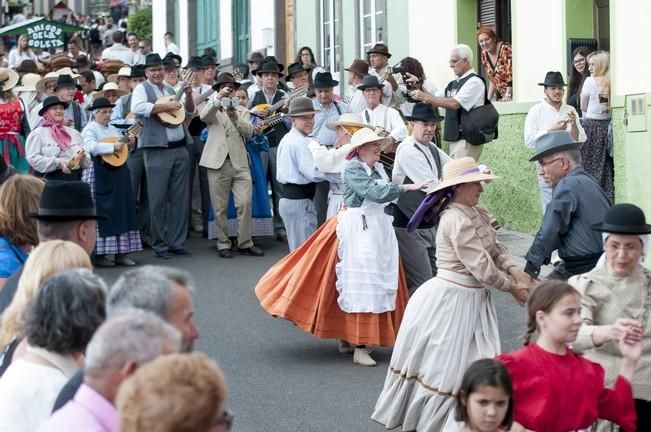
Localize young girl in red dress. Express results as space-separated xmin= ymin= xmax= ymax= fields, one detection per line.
xmin=455 ymin=358 xmax=513 ymax=432
xmin=498 ymin=281 xmax=642 ymax=432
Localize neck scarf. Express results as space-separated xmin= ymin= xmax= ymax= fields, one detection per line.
xmin=41 ymin=110 xmax=72 ymax=152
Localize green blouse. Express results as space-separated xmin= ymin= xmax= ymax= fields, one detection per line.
xmin=342 ymin=160 xmax=402 ymax=208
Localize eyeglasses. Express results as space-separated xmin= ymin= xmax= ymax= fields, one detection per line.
xmin=604 ymin=243 xmax=642 ymax=256
xmin=573 ymin=58 xmax=585 ymax=65
xmin=212 ymin=410 xmax=234 ymax=431
xmin=449 ymin=58 xmax=463 ymax=65
xmin=539 ymin=157 xmax=564 ymax=168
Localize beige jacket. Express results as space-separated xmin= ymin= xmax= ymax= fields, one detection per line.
xmin=199 ymin=103 xmax=252 ymax=171
xmin=570 ymin=264 xmax=651 ymax=400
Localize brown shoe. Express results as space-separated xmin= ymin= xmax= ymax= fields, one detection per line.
xmin=276 ymin=234 xmax=288 ymax=244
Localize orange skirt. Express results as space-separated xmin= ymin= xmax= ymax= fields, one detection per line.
xmin=255 ymin=215 xmax=409 ymax=346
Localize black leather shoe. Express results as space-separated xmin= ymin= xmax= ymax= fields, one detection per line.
xmin=155 ymin=250 xmax=172 ymax=260
xmin=218 ymin=249 xmax=233 ymax=258
xmin=169 ymin=248 xmax=192 ymax=257
xmin=238 ymin=245 xmax=264 ymax=257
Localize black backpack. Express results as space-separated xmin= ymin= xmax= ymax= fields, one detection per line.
xmin=459 ymin=74 xmax=499 ymax=145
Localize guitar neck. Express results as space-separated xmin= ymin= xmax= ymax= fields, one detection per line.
xmin=195 ymin=88 xmax=216 ymax=106
xmin=267 ymin=87 xmax=307 ymax=113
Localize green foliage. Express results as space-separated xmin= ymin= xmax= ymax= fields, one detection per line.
xmin=127 ymin=7 xmax=152 ymax=41
xmin=479 ymin=113 xmax=542 ymax=234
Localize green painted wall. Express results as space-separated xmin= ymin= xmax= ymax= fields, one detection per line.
xmin=340 ymin=0 xmax=357 ymax=87
xmin=456 ymin=0 xmax=478 ymax=69
xmin=386 ymin=0 xmax=409 ymax=62
xmin=565 ymin=0 xmax=594 ymax=39
xmin=294 ymin=0 xmax=318 ymax=59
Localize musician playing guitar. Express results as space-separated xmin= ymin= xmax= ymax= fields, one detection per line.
xmin=247 ymin=60 xmax=291 ymax=243
xmin=81 ymin=96 xmax=142 ymax=267
xmin=131 ymin=53 xmax=195 ymax=259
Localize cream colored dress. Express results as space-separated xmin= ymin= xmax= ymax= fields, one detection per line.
xmin=372 ymin=202 xmax=517 ymax=432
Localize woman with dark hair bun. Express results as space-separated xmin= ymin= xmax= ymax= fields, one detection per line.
xmin=567 ymin=46 xmax=592 ymax=117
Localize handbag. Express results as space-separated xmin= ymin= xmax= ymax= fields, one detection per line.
xmin=460 ymin=74 xmax=499 ymax=146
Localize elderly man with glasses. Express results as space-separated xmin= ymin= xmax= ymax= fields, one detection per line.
xmin=524 ymin=130 xmax=610 ymax=281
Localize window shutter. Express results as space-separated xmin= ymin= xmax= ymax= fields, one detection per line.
xmin=478 ymin=0 xmax=497 ymax=30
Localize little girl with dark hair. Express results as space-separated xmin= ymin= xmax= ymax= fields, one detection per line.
xmin=455 ymin=358 xmax=513 ymax=432
xmin=498 ymin=280 xmax=641 ymax=432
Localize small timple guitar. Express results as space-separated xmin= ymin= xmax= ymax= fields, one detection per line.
xmin=251 ymin=84 xmax=308 ymax=117
xmin=154 ymin=69 xmax=195 ymax=127
xmin=100 ymin=122 xmax=143 ymax=168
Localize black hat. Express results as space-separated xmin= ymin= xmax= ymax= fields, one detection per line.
xmin=405 ymin=103 xmax=445 ymax=122
xmin=233 ymin=64 xmax=249 ymax=79
xmin=261 ymin=56 xmax=284 ymax=72
xmin=163 ymin=52 xmax=182 ymax=65
xmin=248 ymin=51 xmax=264 ymax=64
xmin=201 ymin=54 xmax=218 ymax=67
xmin=29 ymin=180 xmax=105 ymax=221
xmin=38 ymin=96 xmax=69 ymax=116
xmin=538 ymin=71 xmax=567 ymax=87
xmin=313 ymin=71 xmax=339 ymax=89
xmin=591 ymin=204 xmax=651 ymax=235
xmin=185 ymin=56 xmax=205 ymax=70
xmin=254 ymin=61 xmax=284 ymax=77
xmin=144 ymin=53 xmax=163 ymax=68
xmin=286 ymin=62 xmax=311 ymax=79
xmin=358 ymin=74 xmax=384 ymax=90
xmin=87 ymin=96 xmax=115 ymax=111
xmin=367 ymin=43 xmax=392 ymax=59
xmin=130 ymin=64 xmax=145 ymax=78
xmin=56 ymin=74 xmax=76 ymax=89
xmin=215 ymin=72 xmax=241 ymax=89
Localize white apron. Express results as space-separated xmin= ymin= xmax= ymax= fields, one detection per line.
xmin=335 ymin=169 xmax=399 ymax=313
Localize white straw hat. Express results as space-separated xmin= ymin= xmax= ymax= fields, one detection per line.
xmin=428 ymin=157 xmax=499 ymax=194
xmin=14 ymin=73 xmax=41 ymax=93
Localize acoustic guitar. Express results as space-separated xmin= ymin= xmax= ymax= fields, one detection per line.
xmin=251 ymin=84 xmax=308 ymax=117
xmin=259 ymin=113 xmax=286 ymax=131
xmin=100 ymin=122 xmax=143 ymax=168
xmin=154 ymin=69 xmax=195 ymax=127
xmin=374 ymin=126 xmax=396 ymax=171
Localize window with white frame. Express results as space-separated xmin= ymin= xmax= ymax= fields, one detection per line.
xmin=359 ymin=0 xmax=386 ymax=56
xmin=319 ymin=0 xmax=341 ymax=75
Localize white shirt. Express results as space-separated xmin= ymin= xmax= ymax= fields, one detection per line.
xmin=359 ymin=104 xmax=407 ymax=143
xmin=165 ymin=42 xmax=180 ymax=55
xmin=450 ymin=69 xmax=485 ymax=111
xmin=346 ymin=85 xmax=366 ymax=113
xmin=101 ymin=43 xmax=134 ymax=65
xmin=392 ymin=136 xmax=451 ymax=192
xmin=276 ymin=128 xmax=341 ymax=185
xmin=131 ymin=80 xmax=188 ymax=142
xmin=524 ymin=99 xmax=587 ymax=149
xmin=7 ymin=49 xmax=36 ymax=69
xmin=0 ymin=346 xmax=79 ymax=432
xmin=581 ymin=77 xmax=610 ymax=120
xmin=25 ymin=125 xmax=89 ymax=173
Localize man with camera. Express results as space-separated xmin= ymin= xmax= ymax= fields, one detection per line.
xmin=410 ymin=44 xmax=486 ymax=161
xmin=199 ymin=72 xmax=264 ymax=259
xmin=367 ymin=43 xmax=400 ymax=108
xmin=524 ymin=71 xmax=586 ymax=213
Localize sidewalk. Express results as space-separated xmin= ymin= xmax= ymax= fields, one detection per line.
xmin=497 ymin=228 xmax=552 ymax=277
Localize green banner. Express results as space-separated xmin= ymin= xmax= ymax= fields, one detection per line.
xmin=26 ymin=22 xmax=65 ymax=49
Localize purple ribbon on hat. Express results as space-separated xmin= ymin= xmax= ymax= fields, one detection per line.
xmin=407 ymin=187 xmax=456 ymax=232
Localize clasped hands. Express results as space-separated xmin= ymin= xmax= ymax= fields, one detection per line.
xmin=509 ymin=268 xmax=536 ymax=306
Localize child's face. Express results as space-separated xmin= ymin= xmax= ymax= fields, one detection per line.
xmin=537 ymin=293 xmax=582 ymax=344
xmin=465 ymin=385 xmax=509 ymax=432
xmin=235 ymin=89 xmax=248 ymax=107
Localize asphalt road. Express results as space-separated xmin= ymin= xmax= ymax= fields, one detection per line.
xmin=96 ymin=231 xmax=533 ymax=432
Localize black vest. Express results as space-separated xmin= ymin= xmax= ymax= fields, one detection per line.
xmin=249 ymin=90 xmax=290 ymax=147
xmin=443 ymin=73 xmax=483 ymax=142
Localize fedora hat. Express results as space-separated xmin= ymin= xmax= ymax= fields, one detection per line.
xmin=29 ymin=180 xmax=105 ymax=221
xmin=14 ymin=73 xmax=41 ymax=93
xmin=0 ymin=68 xmax=20 ymax=92
xmin=358 ymin=74 xmax=384 ymax=90
xmin=538 ymin=71 xmax=567 ymax=87
xmin=108 ymin=66 xmax=132 ymax=83
xmin=405 ymin=102 xmax=445 ymax=122
xmin=36 ymin=72 xmax=60 ymax=93
xmin=248 ymin=51 xmax=264 ymax=64
xmin=313 ymin=71 xmax=339 ymax=89
xmin=289 ymin=96 xmax=317 ymax=117
xmin=215 ymin=72 xmax=241 ymax=89
xmin=130 ymin=64 xmax=145 ymax=78
xmin=344 ymin=59 xmax=369 ymax=77
xmin=286 ymin=62 xmax=311 ymax=79
xmin=95 ymin=82 xmax=128 ymax=98
xmin=326 ymin=113 xmax=369 ymax=131
xmin=367 ymin=43 xmax=392 ymax=59
xmin=529 ymin=130 xmax=582 ymax=162
xmin=254 ymin=61 xmax=284 ymax=77
xmin=87 ymin=96 xmax=115 ymax=111
xmin=428 ymin=157 xmax=499 ymax=195
xmin=16 ymin=59 xmax=38 ymax=74
xmin=55 ymin=74 xmax=77 ymax=89
xmin=38 ymin=95 xmax=69 ymax=117
xmin=261 ymin=56 xmax=284 ymax=72
xmin=591 ymin=203 xmax=651 ymax=235
xmin=347 ymin=127 xmax=389 ymax=156
xmin=55 ymin=67 xmax=80 ymax=79
xmin=201 ymin=54 xmax=218 ymax=67
xmin=144 ymin=53 xmax=163 ymax=68
xmin=163 ymin=52 xmax=182 ymax=66
xmin=185 ymin=56 xmax=204 ymax=71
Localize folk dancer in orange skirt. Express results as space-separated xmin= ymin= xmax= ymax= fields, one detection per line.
xmin=256 ymin=128 xmax=428 ymax=366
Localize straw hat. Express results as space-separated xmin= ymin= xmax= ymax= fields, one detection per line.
xmin=346 ymin=127 xmax=388 ymax=156
xmin=108 ymin=66 xmax=132 ymax=83
xmin=36 ymin=72 xmax=60 ymax=93
xmin=95 ymin=82 xmax=127 ymax=98
xmin=55 ymin=67 xmax=80 ymax=79
xmin=0 ymin=68 xmax=20 ymax=92
xmin=326 ymin=113 xmax=369 ymax=131
xmin=14 ymin=73 xmax=42 ymax=93
xmin=427 ymin=157 xmax=499 ymax=194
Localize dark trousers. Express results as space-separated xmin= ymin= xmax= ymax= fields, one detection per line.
xmin=188 ymin=136 xmax=211 ymax=234
xmin=637 ymin=399 xmax=651 ymax=431
xmin=313 ymin=181 xmax=330 ymax=227
xmin=127 ymin=148 xmax=151 ymax=245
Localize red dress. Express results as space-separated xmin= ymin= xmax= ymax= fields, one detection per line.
xmin=0 ymin=98 xmax=28 ymax=173
xmin=497 ymin=344 xmax=637 ymax=432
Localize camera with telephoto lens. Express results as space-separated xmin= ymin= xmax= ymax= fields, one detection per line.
xmin=390 ymin=66 xmax=406 ymax=75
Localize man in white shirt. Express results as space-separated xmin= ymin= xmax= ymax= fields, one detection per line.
xmin=164 ymin=32 xmax=180 ymax=55
xmin=127 ymin=33 xmax=144 ymax=65
xmin=367 ymin=43 xmax=400 ymax=108
xmin=102 ymin=31 xmax=135 ymax=65
xmin=392 ymin=102 xmax=450 ymax=294
xmin=524 ymin=71 xmax=586 ymax=213
xmin=411 ymin=44 xmax=485 ymax=161
xmin=344 ymin=59 xmax=368 ymax=113
xmin=358 ymin=75 xmax=407 ymax=160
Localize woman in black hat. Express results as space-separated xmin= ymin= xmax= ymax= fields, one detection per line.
xmin=80 ymin=97 xmax=141 ymax=267
xmin=570 ymin=203 xmax=651 ymax=431
xmin=25 ymin=96 xmax=88 ymax=181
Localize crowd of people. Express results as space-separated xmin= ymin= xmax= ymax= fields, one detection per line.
xmin=0 ymin=16 xmax=645 ymax=432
